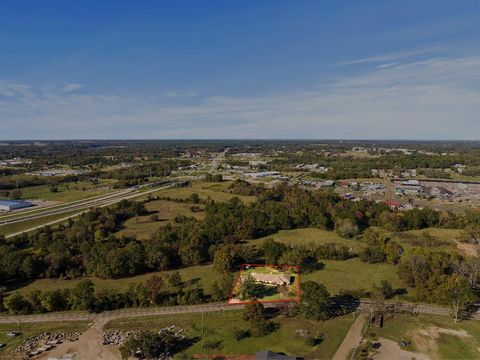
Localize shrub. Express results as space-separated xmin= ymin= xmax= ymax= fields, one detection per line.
xmin=232 ymin=327 xmax=250 ymax=340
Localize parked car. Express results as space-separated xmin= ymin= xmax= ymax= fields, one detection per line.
xmin=6 ymin=331 xmax=21 ymax=337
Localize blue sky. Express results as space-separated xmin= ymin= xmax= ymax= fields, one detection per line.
xmin=1 ymin=0 xmax=479 ymax=139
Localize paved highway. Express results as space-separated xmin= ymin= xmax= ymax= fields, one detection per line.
xmin=1 ymin=183 xmax=175 ymax=238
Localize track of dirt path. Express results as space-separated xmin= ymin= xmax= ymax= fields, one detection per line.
xmin=332 ymin=313 xmax=367 ymax=360
xmin=35 ymin=318 xmax=121 ymax=360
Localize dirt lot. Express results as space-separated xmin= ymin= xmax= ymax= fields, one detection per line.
xmin=36 ymin=319 xmax=120 ymax=360
xmin=373 ymin=337 xmax=430 ymax=360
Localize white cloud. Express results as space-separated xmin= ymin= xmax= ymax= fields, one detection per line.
xmin=1 ymin=56 xmax=480 ymax=139
xmin=165 ymin=90 xmax=198 ymax=98
xmin=337 ymin=47 xmax=444 ymax=66
xmin=62 ymin=83 xmax=83 ymax=92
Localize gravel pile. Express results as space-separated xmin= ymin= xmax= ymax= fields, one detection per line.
xmin=13 ymin=332 xmax=81 ymax=358
xmin=103 ymin=325 xmax=187 ymax=347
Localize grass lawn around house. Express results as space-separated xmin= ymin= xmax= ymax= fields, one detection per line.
xmin=366 ymin=313 xmax=480 ymax=360
xmin=104 ymin=310 xmax=355 ymax=360
xmin=0 ymin=321 xmax=90 ymax=353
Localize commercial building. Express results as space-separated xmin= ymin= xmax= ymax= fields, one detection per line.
xmin=0 ymin=200 xmax=33 ymax=212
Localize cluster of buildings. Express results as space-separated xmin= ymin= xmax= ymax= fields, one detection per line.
xmin=244 ymin=171 xmax=283 ymax=179
xmin=26 ymin=169 xmax=88 ymax=177
xmin=294 ymin=164 xmax=329 ymax=172
xmin=0 ymin=158 xmax=32 ymax=166
xmin=394 ymin=180 xmax=423 ymax=196
xmin=300 ymin=179 xmax=335 ymax=188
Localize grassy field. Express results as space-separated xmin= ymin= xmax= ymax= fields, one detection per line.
xmin=11 ymin=265 xmax=222 ymax=296
xmin=249 ymin=228 xmax=366 ymax=251
xmin=366 ymin=313 xmax=480 ymax=359
xmin=388 ymin=227 xmax=462 ymax=254
xmin=104 ymin=310 xmax=355 ymax=359
xmin=0 ymin=209 xmax=86 ymax=237
xmin=13 ymin=257 xmax=401 ymax=299
xmin=302 ymin=258 xmax=401 ymax=295
xmin=0 ymin=321 xmax=90 ymax=354
xmin=150 ymin=181 xmax=257 ymax=204
xmin=0 ymin=180 xmax=116 ymax=203
xmin=116 ymin=199 xmax=206 ymax=240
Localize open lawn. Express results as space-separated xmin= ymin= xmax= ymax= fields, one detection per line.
xmin=104 ymin=310 xmax=355 ymax=360
xmin=0 ymin=321 xmax=90 ymax=354
xmin=150 ymin=181 xmax=257 ymax=204
xmin=1 ymin=180 xmax=116 ymax=203
xmin=387 ymin=227 xmax=462 ymax=254
xmin=249 ymin=228 xmax=366 ymax=251
xmin=11 ymin=257 xmax=402 ymax=300
xmin=366 ymin=313 xmax=480 ymax=360
xmin=302 ymin=258 xmax=401 ymax=295
xmin=10 ymin=265 xmax=223 ymax=296
xmin=116 ymin=199 xmax=206 ymax=240
xmin=0 ymin=209 xmax=85 ymax=236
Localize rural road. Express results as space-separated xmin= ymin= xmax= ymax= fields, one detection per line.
xmin=0 ymin=302 xmax=246 ymax=324
xmin=0 ymin=299 xmax=475 ymax=325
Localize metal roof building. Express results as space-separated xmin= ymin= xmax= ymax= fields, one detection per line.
xmin=0 ymin=200 xmax=33 ymax=212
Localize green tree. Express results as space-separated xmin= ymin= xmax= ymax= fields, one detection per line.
xmin=166 ymin=271 xmax=183 ymax=288
xmin=237 ymin=273 xmax=257 ymax=301
xmin=190 ymin=193 xmax=200 ymax=204
xmin=120 ymin=331 xmax=175 ymax=360
xmin=69 ymin=279 xmax=95 ymax=311
xmin=300 ymin=281 xmax=330 ymax=321
xmin=213 ymin=245 xmax=236 ymax=273
xmin=4 ymin=292 xmax=31 ymax=314
xmin=210 ymin=273 xmax=235 ymax=301
xmin=9 ymin=188 xmax=22 ymax=200
xmin=261 ymin=239 xmax=287 ymax=265
xmin=0 ymin=286 xmax=6 ymax=312
xmin=242 ymin=301 xmax=273 ymax=336
xmin=435 ymin=275 xmax=476 ymax=322
xmin=335 ymin=218 xmax=359 ymax=239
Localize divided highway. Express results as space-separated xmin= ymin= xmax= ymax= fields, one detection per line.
xmin=0 ymin=182 xmax=175 ymax=238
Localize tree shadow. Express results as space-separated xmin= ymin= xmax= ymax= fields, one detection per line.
xmin=328 ymin=294 xmax=361 ymax=316
xmin=251 ymin=284 xmax=279 ymax=299
xmin=171 ymin=335 xmax=201 ymax=354
xmin=301 ymin=259 xmax=324 ymax=274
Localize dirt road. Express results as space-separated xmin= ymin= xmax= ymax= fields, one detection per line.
xmin=36 ymin=318 xmax=120 ymax=360
xmin=332 ymin=313 xmax=367 ymax=360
